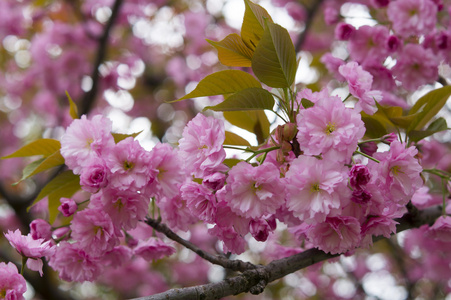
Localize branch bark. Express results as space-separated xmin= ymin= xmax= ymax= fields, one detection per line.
xmin=134 ymin=206 xmax=443 ymax=300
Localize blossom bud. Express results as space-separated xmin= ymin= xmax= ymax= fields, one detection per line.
xmin=203 ymin=172 xmax=226 ymax=191
xmin=349 ymin=164 xmax=371 ymax=190
xmin=387 ymin=35 xmax=401 ymax=52
xmin=249 ymin=219 xmax=271 ymax=242
xmin=381 ymin=132 xmax=398 ymax=144
xmin=359 ymin=141 xmax=377 ymax=156
xmin=30 ymin=219 xmax=52 ymax=241
xmin=80 ymin=161 xmax=109 ymax=193
xmin=58 ymin=197 xmax=77 ymax=217
xmin=283 ymin=123 xmax=297 ymax=141
xmin=335 ymin=22 xmax=355 ymax=41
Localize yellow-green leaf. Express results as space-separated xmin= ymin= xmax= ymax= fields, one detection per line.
xmin=251 ymin=21 xmax=297 ymax=88
xmin=241 ymin=0 xmax=273 ymax=51
xmin=408 ymin=86 xmax=451 ymax=132
xmin=18 ymin=152 xmax=65 ymax=183
xmin=66 ymin=91 xmax=79 ymax=119
xmin=224 ymin=158 xmax=242 ymax=168
xmin=224 ymin=111 xmax=270 ymax=144
xmin=204 ymin=87 xmax=275 ymax=112
xmin=2 ymin=139 xmax=61 ymax=159
xmin=173 ymin=70 xmax=261 ymax=102
xmin=361 ymin=114 xmax=388 ymax=139
xmin=207 ymin=34 xmax=253 ymax=67
xmin=224 ymin=131 xmax=252 ymax=147
xmin=112 ymin=131 xmax=143 ymax=143
xmin=409 ymin=117 xmax=449 ymax=142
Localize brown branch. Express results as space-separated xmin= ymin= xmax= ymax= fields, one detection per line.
xmin=145 ymin=218 xmax=257 ymax=272
xmin=295 ymin=0 xmax=325 ymax=53
xmin=79 ymin=0 xmax=124 ymax=116
xmin=134 ymin=207 xmax=442 ymax=300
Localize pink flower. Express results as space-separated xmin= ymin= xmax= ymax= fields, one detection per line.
xmin=49 ymin=242 xmax=102 ymax=282
xmin=427 ymin=216 xmax=451 ymax=241
xmin=223 ymin=162 xmax=285 ymax=219
xmin=387 ymin=0 xmax=437 ymax=38
xmin=348 ymin=25 xmax=390 ymax=64
xmin=339 ymin=61 xmax=381 ymax=115
xmin=208 ymin=225 xmax=246 ymax=254
xmin=370 ymin=141 xmax=423 ymax=205
xmin=134 ymin=238 xmax=176 ymax=261
xmin=392 ymin=44 xmax=439 ymax=91
xmin=91 ymin=188 xmax=150 ymax=230
xmin=334 ymin=22 xmax=355 ymax=40
xmin=178 ymin=113 xmax=226 ymax=177
xmin=285 ymin=156 xmax=350 ymax=223
xmin=60 ymin=115 xmax=115 ymax=174
xmin=296 ymin=95 xmax=365 ymax=162
xmin=307 ymin=216 xmax=361 ymax=254
xmin=361 ymin=216 xmax=398 ymax=247
xmin=105 ymin=137 xmax=156 ymax=192
xmin=58 ymin=197 xmax=77 ymax=217
xmin=0 ymin=262 xmax=27 ymax=300
xmin=158 ymin=195 xmax=198 ymax=232
xmin=181 ymin=181 xmax=217 ymax=223
xmin=4 ymin=229 xmax=55 ymax=276
xmin=79 ymin=160 xmax=109 ymax=193
xmin=146 ymin=143 xmax=185 ymax=199
xmin=70 ymin=208 xmax=119 ymax=255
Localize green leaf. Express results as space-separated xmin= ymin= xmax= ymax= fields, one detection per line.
xmin=361 ymin=114 xmax=388 ymax=139
xmin=172 ymin=70 xmax=261 ymax=102
xmin=2 ymin=139 xmax=61 ymax=159
xmin=301 ymin=98 xmax=314 ymax=109
xmin=409 ymin=117 xmax=449 ymax=142
xmin=207 ymin=34 xmax=253 ymax=67
xmin=66 ymin=91 xmax=79 ymax=119
xmin=204 ymin=87 xmax=275 ymax=112
xmin=407 ymin=86 xmax=451 ymax=132
xmin=17 ymin=152 xmax=65 ymax=183
xmin=251 ymin=21 xmax=297 ymax=88
xmin=112 ymin=131 xmax=143 ymax=143
xmin=241 ymin=0 xmax=273 ymax=51
xmin=30 ymin=171 xmax=81 ymax=223
xmin=224 ymin=110 xmax=270 ymax=144
xmin=224 ymin=131 xmax=252 ymax=147
xmin=224 ymin=158 xmax=242 ymax=168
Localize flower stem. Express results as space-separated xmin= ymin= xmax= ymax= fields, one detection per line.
xmin=354 ymin=150 xmax=380 ymax=163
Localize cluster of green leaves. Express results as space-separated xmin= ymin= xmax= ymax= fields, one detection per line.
xmin=173 ymin=0 xmax=297 ymax=146
xmin=362 ymin=86 xmax=451 ymax=144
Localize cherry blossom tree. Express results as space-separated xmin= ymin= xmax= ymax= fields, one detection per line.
xmin=0 ymin=0 xmax=451 ymax=299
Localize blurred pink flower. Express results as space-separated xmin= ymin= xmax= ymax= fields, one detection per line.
xmin=388 ymin=0 xmax=437 ymax=38
xmin=134 ymin=238 xmax=176 ymax=261
xmin=0 ymin=262 xmax=27 ymax=300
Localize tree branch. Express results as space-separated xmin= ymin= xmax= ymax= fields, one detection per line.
xmin=135 ymin=207 xmax=443 ymax=300
xmin=79 ymin=0 xmax=124 ymax=116
xmin=145 ymin=218 xmax=257 ymax=272
xmin=295 ymin=0 xmax=325 ymax=53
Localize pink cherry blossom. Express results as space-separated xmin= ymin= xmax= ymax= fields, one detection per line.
xmin=222 ymin=162 xmax=285 ymax=219
xmin=147 ymin=143 xmax=185 ymax=200
xmin=49 ymin=242 xmax=103 ymax=282
xmin=339 ymin=61 xmax=381 ymax=115
xmin=4 ymin=229 xmax=55 ymax=276
xmin=0 ymin=262 xmax=27 ymax=300
xmin=249 ymin=218 xmax=273 ymax=242
xmin=296 ymin=95 xmax=365 ymax=162
xmin=391 ymin=44 xmax=439 ymax=91
xmin=307 ymin=216 xmax=361 ymax=254
xmin=427 ymin=216 xmax=451 ymax=241
xmin=370 ymin=141 xmax=423 ymax=205
xmin=349 ymin=164 xmax=371 ymax=190
xmin=181 ymin=181 xmax=217 ymax=223
xmin=208 ymin=225 xmax=246 ymax=254
xmin=105 ymin=137 xmax=156 ymax=192
xmin=60 ymin=114 xmax=115 ymax=174
xmin=134 ymin=237 xmax=176 ymax=261
xmin=70 ymin=208 xmax=119 ymax=255
xmin=285 ymin=155 xmax=350 ymax=223
xmin=178 ymin=113 xmax=227 ymax=178
xmin=79 ymin=159 xmax=109 ymax=193
xmin=30 ymin=219 xmax=52 ymax=241
xmin=387 ymin=0 xmax=437 ymax=38
xmin=348 ymin=25 xmax=390 ymax=64
xmin=91 ymin=188 xmax=150 ymax=230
